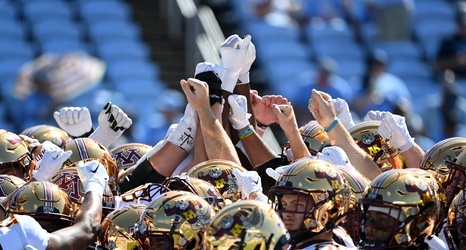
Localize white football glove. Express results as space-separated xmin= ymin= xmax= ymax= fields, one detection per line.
xmin=53 ymin=107 xmax=93 ymax=137
xmin=238 ymin=36 xmax=256 ymax=84
xmin=265 ymin=164 xmax=291 ymax=181
xmin=364 ymin=110 xmax=414 ymax=153
xmin=219 ymin=34 xmax=251 ymax=92
xmin=232 ymin=168 xmax=263 ymax=200
xmin=76 ymin=160 xmax=109 ymax=196
xmin=89 ymin=102 xmax=132 ymax=148
xmin=33 ymin=141 xmax=72 ymax=181
xmin=316 ymin=146 xmax=351 ymax=167
xmin=167 ymin=104 xmax=198 ymax=152
xmin=332 ymin=98 xmax=355 ymax=130
xmin=228 ymin=94 xmax=252 ymax=130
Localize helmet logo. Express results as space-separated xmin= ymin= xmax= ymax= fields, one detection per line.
xmin=113 ymin=149 xmax=143 ymax=168
xmin=52 ymin=172 xmax=82 ymax=202
xmin=163 ymin=199 xmax=212 ymax=231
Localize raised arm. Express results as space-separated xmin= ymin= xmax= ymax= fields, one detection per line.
xmin=180 ymin=78 xmax=240 ymax=164
xmin=309 ymin=89 xmax=382 ymax=180
xmin=47 ymin=160 xmax=108 ymax=249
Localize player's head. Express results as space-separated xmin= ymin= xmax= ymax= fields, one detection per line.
xmin=0 ymin=131 xmax=35 ymax=180
xmin=268 ymin=158 xmax=351 ymax=240
xmin=7 ymin=181 xmax=74 ymax=232
xmin=204 ymin=200 xmax=291 ymax=249
xmin=134 ymin=191 xmax=215 ymax=250
xmin=353 ymin=170 xmax=440 ymax=249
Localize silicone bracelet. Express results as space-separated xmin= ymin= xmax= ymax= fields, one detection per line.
xmin=238 ymin=125 xmax=255 ymax=139
xmin=325 ymin=118 xmax=340 ymax=133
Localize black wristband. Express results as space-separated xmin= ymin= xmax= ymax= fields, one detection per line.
xmin=256 ymin=121 xmax=269 ymax=130
xmin=118 ymin=158 xmax=167 ymax=193
xmin=195 ymin=71 xmax=222 ymax=106
xmin=73 ymin=127 xmax=95 ymax=138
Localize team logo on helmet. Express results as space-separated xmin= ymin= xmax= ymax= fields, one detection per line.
xmin=163 ymin=198 xmax=213 ymax=231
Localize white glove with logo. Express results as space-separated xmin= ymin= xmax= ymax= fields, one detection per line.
xmin=53 ymin=107 xmax=93 ymax=137
xmin=76 ymin=160 xmax=109 ymax=196
xmin=364 ymin=110 xmax=414 ymax=153
xmin=265 ymin=164 xmax=291 ymax=181
xmin=219 ymin=34 xmax=251 ymax=92
xmin=238 ymin=36 xmax=256 ymax=84
xmin=228 ymin=94 xmax=252 ymax=130
xmin=33 ymin=141 xmax=72 ymax=181
xmin=167 ymin=104 xmax=198 ymax=152
xmin=316 ymin=146 xmax=351 ymax=167
xmin=89 ymin=102 xmax=132 ymax=148
xmin=333 ymin=98 xmax=355 ymax=130
xmin=232 ymin=169 xmax=263 ymax=200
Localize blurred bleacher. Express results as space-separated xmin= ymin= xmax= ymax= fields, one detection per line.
xmin=1 ymin=0 xmax=465 ymax=145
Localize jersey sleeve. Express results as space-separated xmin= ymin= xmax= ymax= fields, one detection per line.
xmin=0 ymin=215 xmax=49 ymax=250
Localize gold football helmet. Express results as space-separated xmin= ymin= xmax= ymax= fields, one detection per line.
xmin=162 ymin=174 xmax=226 ymax=213
xmin=134 ymin=190 xmax=215 ymax=250
xmin=63 ymin=138 xmax=118 ymax=194
xmin=349 ymin=121 xmax=403 ymax=171
xmin=354 ymin=169 xmax=440 ymax=249
xmin=98 ymin=204 xmax=146 ymax=250
xmin=117 ymin=182 xmax=171 ymax=208
xmin=335 ymin=165 xmax=369 ymax=235
xmin=0 ymin=131 xmax=34 ymax=180
xmin=0 ymin=174 xmax=26 ymax=197
xmin=268 ymin=158 xmax=351 ymax=236
xmin=187 ymin=159 xmax=247 ymax=203
xmin=50 ymin=167 xmax=115 ymax=218
xmin=420 ymin=137 xmax=466 ymax=187
xmin=20 ymin=124 xmax=71 ymax=149
xmin=7 ymin=181 xmax=74 ymax=232
xmin=204 ymin=200 xmax=291 ymax=250
xmin=110 ymin=142 xmax=152 ymax=181
xmin=445 ymin=190 xmax=466 ymax=250
xmin=283 ymin=121 xmax=330 ymax=159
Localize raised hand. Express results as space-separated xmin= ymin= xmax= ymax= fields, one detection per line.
xmin=219 ymin=34 xmax=252 ymax=92
xmin=251 ymin=90 xmax=289 ymax=127
xmin=89 ymin=102 xmax=132 ymax=148
xmin=53 ymin=107 xmax=93 ymax=137
xmin=33 ymin=141 xmax=72 ymax=181
xmin=228 ymin=94 xmax=251 ymax=130
xmin=232 ymin=168 xmax=262 ymax=200
xmin=76 ymin=160 xmax=109 ymax=196
xmin=365 ymin=110 xmax=413 ymax=152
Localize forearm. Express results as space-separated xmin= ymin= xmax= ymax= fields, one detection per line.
xmin=283 ymin=126 xmax=311 ymax=161
xmin=401 ymin=143 xmax=425 ymax=169
xmin=149 ymin=142 xmax=188 ymax=177
xmin=328 ymin=123 xmax=381 ymax=180
xmin=237 ymin=127 xmax=277 ymax=167
xmin=198 ymin=105 xmax=241 ymax=164
xmin=48 ymin=192 xmax=101 ymax=249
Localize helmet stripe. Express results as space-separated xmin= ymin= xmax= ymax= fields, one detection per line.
xmin=75 ymin=138 xmax=89 ymax=160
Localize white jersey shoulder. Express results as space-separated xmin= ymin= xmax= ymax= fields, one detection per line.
xmin=333 ymin=226 xmax=357 ymax=249
xmin=0 ymin=214 xmax=49 ymax=250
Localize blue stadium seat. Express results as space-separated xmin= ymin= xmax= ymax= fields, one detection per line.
xmin=414 ymin=19 xmax=457 ymax=61
xmin=77 ymin=0 xmax=132 ymax=23
xmin=105 ymin=60 xmax=160 ymax=83
xmin=0 ymin=17 xmax=27 ymax=40
xmin=305 ymin=22 xmax=355 ymax=43
xmin=387 ymin=59 xmax=433 ymax=79
xmin=0 ymin=39 xmax=36 ymax=59
xmin=21 ymin=1 xmax=74 ymax=22
xmin=95 ymin=39 xmax=151 ymax=62
xmin=313 ymin=40 xmax=366 ymax=61
xmin=255 ymin=40 xmax=312 ymax=64
xmin=336 ymin=58 xmax=367 ymax=81
xmin=246 ymin=20 xmax=301 ymax=43
xmin=370 ymin=41 xmax=423 ymax=61
xmin=87 ymin=19 xmax=142 ymax=42
xmin=30 ymin=19 xmax=83 ymax=42
xmin=39 ymin=39 xmax=91 ymax=54
xmin=414 ymin=0 xmax=456 ymax=24
xmin=0 ymin=1 xmax=17 ymax=19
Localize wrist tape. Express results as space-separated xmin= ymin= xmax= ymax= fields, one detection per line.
xmin=195 ymin=71 xmax=222 ymax=106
